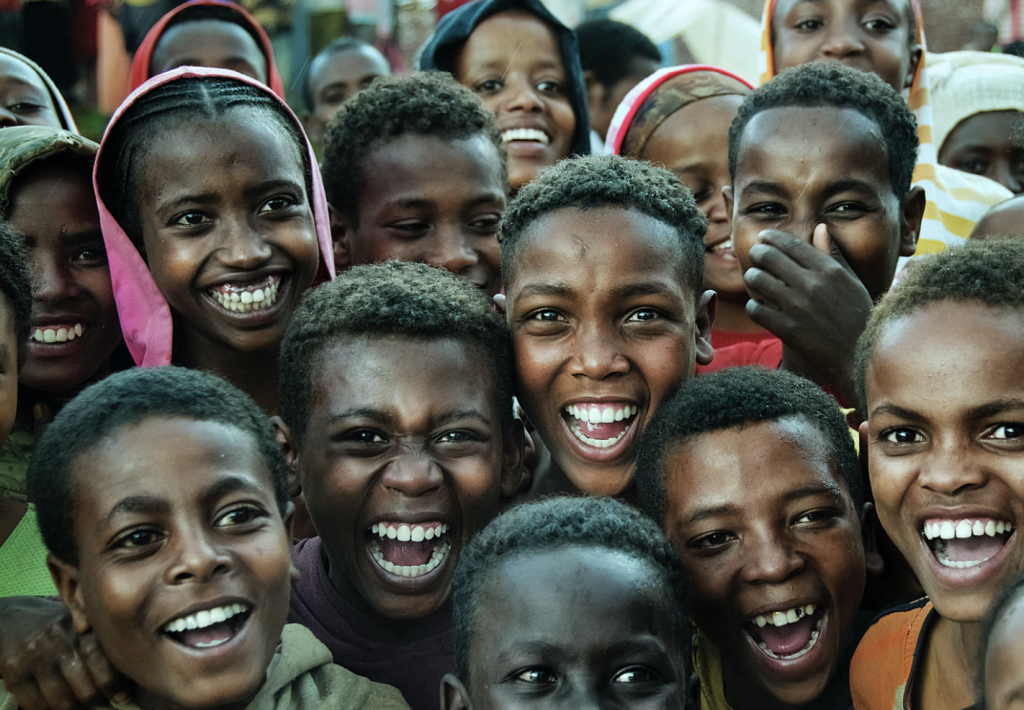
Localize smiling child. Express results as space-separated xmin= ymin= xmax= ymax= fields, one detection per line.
xmin=93 ymin=68 xmax=333 ymax=414
xmin=444 ymin=496 xmax=689 ymax=710
xmin=720 ymin=62 xmax=923 ymax=405
xmin=320 ymin=73 xmax=506 ymax=296
xmin=608 ymin=65 xmax=766 ymax=348
xmin=278 ymin=261 xmax=522 ymax=710
xmin=851 ymin=239 xmax=1024 ymax=710
xmin=5 ymin=366 xmax=407 ymax=710
xmin=762 ymin=0 xmax=1011 ymax=256
xmin=499 ymin=154 xmax=712 ymax=500
xmin=417 ymin=0 xmax=590 ymax=192
xmin=636 ymin=367 xmax=874 ymax=710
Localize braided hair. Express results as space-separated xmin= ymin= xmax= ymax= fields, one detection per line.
xmin=97 ymin=74 xmax=312 ymax=248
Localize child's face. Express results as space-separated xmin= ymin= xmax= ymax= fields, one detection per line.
xmin=729 ymin=106 xmax=916 ymax=302
xmin=304 ymin=47 xmax=390 ymax=143
xmin=289 ymin=335 xmax=521 ymax=620
xmin=640 ymin=95 xmax=745 ymax=301
xmin=447 ymin=546 xmax=686 ymax=710
xmin=505 ymin=206 xmax=713 ymax=497
xmin=8 ymin=164 xmax=121 ymax=393
xmin=661 ymin=418 xmax=865 ymax=706
xmin=51 ymin=416 xmax=295 ymax=710
xmin=866 ymin=301 xmax=1024 ymax=623
xmin=336 ymin=134 xmax=506 ymax=298
xmin=0 ymin=295 xmax=18 ymax=443
xmin=0 ymin=54 xmax=61 ymax=128
xmin=938 ymin=110 xmax=1024 ymax=195
xmin=151 ymin=20 xmax=268 ymax=84
xmin=137 ymin=108 xmax=320 ymax=357
xmin=984 ymin=595 xmax=1024 ymax=710
xmin=973 ymin=196 xmax=1024 ymax=240
xmin=455 ymin=12 xmax=576 ymax=192
xmin=771 ymin=0 xmax=919 ymax=93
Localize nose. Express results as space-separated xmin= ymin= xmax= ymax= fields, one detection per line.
xmin=167 ymin=529 xmax=233 ymax=584
xmin=218 ymin=218 xmax=273 ymax=269
xmin=566 ymin=323 xmax=630 ymax=380
xmin=740 ymin=527 xmax=805 ymax=585
xmin=0 ymin=107 xmax=18 ymax=128
xmin=504 ymin=76 xmax=544 ymax=114
xmin=426 ymin=229 xmax=479 ymax=276
xmin=995 ymin=160 xmax=1023 ymax=194
xmin=820 ymin=19 xmax=866 ymax=59
xmin=381 ymin=450 xmax=444 ymax=497
xmin=31 ymin=252 xmax=79 ymax=303
xmin=707 ymin=188 xmax=729 ymax=224
xmin=918 ymin=441 xmax=988 ymax=496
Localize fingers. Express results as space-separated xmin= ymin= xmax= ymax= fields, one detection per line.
xmin=78 ymin=632 xmax=128 ymax=704
xmin=755 ymin=229 xmax=837 ymax=272
xmin=811 ymin=223 xmax=830 ymax=255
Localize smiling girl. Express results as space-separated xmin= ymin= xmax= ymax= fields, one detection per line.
xmin=94 ymin=67 xmax=334 ymax=414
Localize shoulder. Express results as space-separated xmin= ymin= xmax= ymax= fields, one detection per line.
xmin=850 ymin=599 xmax=932 ymax=710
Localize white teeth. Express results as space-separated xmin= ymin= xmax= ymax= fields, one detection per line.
xmin=501 ymin=128 xmax=550 ymax=145
xmin=210 ymin=280 xmax=281 ymax=313
xmin=387 ymin=526 xmax=398 ymax=539
xmin=370 ymin=523 xmax=448 ymax=543
xmin=923 ymin=518 xmax=1014 ymax=540
xmin=941 ymin=521 xmax=956 ymax=539
xmin=30 ymin=324 xmax=85 ymax=344
xmin=752 ymin=604 xmax=817 ymax=629
xmin=987 ymin=520 xmax=997 ymax=536
xmin=370 ymin=538 xmax=450 ymax=578
xmin=955 ymin=520 xmax=972 ymax=538
xmin=752 ymin=613 xmax=822 ymax=660
xmin=411 ymin=526 xmax=425 ymax=542
xmin=397 ymin=525 xmax=411 ymax=542
xmin=162 ymin=603 xmax=249 ymax=634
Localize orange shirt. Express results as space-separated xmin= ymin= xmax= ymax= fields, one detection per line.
xmin=851 ymin=599 xmax=933 ymax=710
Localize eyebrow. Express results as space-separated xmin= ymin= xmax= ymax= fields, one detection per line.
xmin=59 ymin=229 xmax=105 ymax=246
xmin=515 ymin=283 xmax=575 ymax=299
xmin=201 ymin=476 xmax=268 ymax=506
xmin=682 ymin=484 xmax=842 ymax=525
xmin=821 ymin=179 xmax=882 ymax=200
xmin=614 ymin=281 xmax=680 ymax=300
xmin=390 ymin=194 xmax=504 ymax=210
xmin=331 ymin=408 xmax=492 ymax=427
xmin=739 ymin=180 xmax=789 ymax=199
xmin=870 ymin=398 xmax=1024 ymax=421
xmin=102 ymin=495 xmax=170 ymax=527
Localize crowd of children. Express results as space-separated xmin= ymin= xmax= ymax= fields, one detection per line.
xmin=0 ymin=0 xmax=1024 ymax=708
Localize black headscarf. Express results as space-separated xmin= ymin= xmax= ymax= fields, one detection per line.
xmin=417 ymin=0 xmax=591 ymax=158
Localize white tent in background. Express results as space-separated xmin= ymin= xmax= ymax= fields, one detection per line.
xmin=610 ymin=0 xmax=760 ymax=84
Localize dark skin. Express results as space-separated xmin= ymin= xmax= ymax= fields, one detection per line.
xmin=863 ymin=302 xmax=1024 ymax=710
xmin=443 ymin=546 xmax=687 ymax=710
xmin=584 ymin=56 xmax=660 ymax=141
xmin=330 ymin=134 xmax=506 ymax=298
xmin=971 ymin=195 xmax=1024 ymax=239
xmin=770 ymin=0 xmax=921 ymax=93
xmin=134 ymin=108 xmax=320 ymax=414
xmin=0 ymin=299 xmax=22 ymax=549
xmin=725 ymin=106 xmax=923 ymax=406
xmin=662 ymin=418 xmax=875 ymax=710
xmin=983 ymin=595 xmax=1024 ymax=710
xmin=302 ymin=45 xmax=390 ymax=146
xmin=938 ymin=111 xmax=1024 ymax=195
xmin=149 ymin=20 xmax=267 ymax=84
xmin=639 ymin=93 xmax=763 ymax=336
xmin=499 ymin=206 xmax=714 ymax=499
xmin=0 ymin=55 xmax=62 ymax=128
xmin=273 ymin=335 xmax=523 ymax=621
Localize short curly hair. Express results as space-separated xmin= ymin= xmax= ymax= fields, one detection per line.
xmin=729 ymin=62 xmax=919 ymax=199
xmin=855 ymin=239 xmax=1024 ymax=413
xmin=279 ymin=260 xmax=513 ymax=443
xmin=451 ymin=495 xmax=688 ymax=682
xmin=321 ymin=72 xmax=507 ymax=224
xmin=499 ymin=155 xmax=708 ymax=295
xmin=28 ymin=367 xmax=291 ymax=566
xmin=636 ymin=367 xmax=864 ymax=524
xmin=0 ymin=220 xmax=32 ymax=361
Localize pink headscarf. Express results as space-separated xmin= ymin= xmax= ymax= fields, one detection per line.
xmin=93 ymin=66 xmax=335 ymax=368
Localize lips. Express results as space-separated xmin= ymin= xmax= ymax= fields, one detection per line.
xmin=366 ymin=521 xmax=452 ymax=580
xmin=501 ymin=128 xmax=551 ymax=146
xmin=161 ymin=602 xmax=252 ymax=650
xmin=207 ymin=274 xmax=282 ymax=314
xmin=30 ymin=323 xmax=85 ymax=344
xmin=922 ymin=517 xmax=1015 ymax=569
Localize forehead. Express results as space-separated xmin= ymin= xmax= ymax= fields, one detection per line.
xmin=71 ymin=416 xmax=274 ymax=517
xmin=0 ymin=54 xmax=49 ymax=92
xmin=458 ymin=12 xmax=563 ymax=74
xmin=735 ymin=106 xmax=890 ymax=193
xmin=154 ymin=19 xmax=263 ymax=62
xmin=866 ymin=301 xmax=1024 ymax=411
xmin=509 ymin=206 xmax=690 ymax=294
xmin=945 ymin=111 xmax=1022 ymax=150
xmin=773 ymin=0 xmax=914 ymax=25
xmin=310 ymin=48 xmax=388 ymax=91
xmin=643 ymin=94 xmax=743 ymax=164
xmin=474 ymin=546 xmax=674 ymax=644
xmin=361 ymin=134 xmax=504 ymax=205
xmin=663 ymin=418 xmax=846 ymax=515
xmin=311 ymin=335 xmax=499 ymax=422
xmin=8 ymin=163 xmax=99 ymax=234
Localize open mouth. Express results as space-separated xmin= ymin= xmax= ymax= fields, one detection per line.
xmin=501 ymin=128 xmax=550 ymax=146
xmin=923 ymin=518 xmax=1014 ymax=569
xmin=367 ymin=522 xmax=452 ymax=579
xmin=208 ymin=275 xmax=282 ymax=314
xmin=562 ymin=403 xmax=638 ymax=449
xmin=706 ymin=238 xmax=735 ymax=256
xmin=744 ymin=604 xmax=824 ymax=661
xmin=31 ymin=323 xmax=85 ymax=344
xmin=161 ymin=603 xmax=251 ymax=649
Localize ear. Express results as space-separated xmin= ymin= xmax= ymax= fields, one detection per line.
xmin=583 ymin=69 xmax=603 ymax=107
xmin=693 ymin=289 xmax=717 ymax=366
xmin=441 ymin=673 xmax=472 ymax=710
xmin=722 ymin=185 xmax=735 ymax=222
xmin=904 ymin=44 xmax=923 ymax=90
xmin=328 ymin=203 xmax=353 ymax=271
xmin=48 ymin=554 xmax=90 ymax=635
xmin=499 ymin=418 xmax=526 ymax=499
xmin=898 ymin=186 xmax=926 ymax=257
xmin=860 ymin=502 xmax=885 ymax=577
xmin=271 ymin=416 xmax=301 ymax=498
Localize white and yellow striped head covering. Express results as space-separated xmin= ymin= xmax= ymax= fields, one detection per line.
xmin=758 ymin=0 xmax=1012 ymax=257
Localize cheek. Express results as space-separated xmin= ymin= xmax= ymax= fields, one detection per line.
xmin=452 ymin=460 xmax=503 ymax=529
xmin=634 ymin=336 xmax=691 ymax=406
xmin=279 ymin=220 xmax=321 ymax=287
xmin=513 ymin=337 xmax=563 ymax=393
xmin=143 ymin=238 xmax=201 ymax=299
xmin=551 ymin=99 xmax=577 ymax=151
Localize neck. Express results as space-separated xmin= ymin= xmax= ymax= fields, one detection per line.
xmin=720 ymin=652 xmax=803 ymax=710
xmin=915 ymin=615 xmax=980 ymax=710
xmin=713 ymin=299 xmax=766 ymax=335
xmin=174 ymin=326 xmax=280 ymax=415
xmin=135 ymin=681 xmax=264 ymax=710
